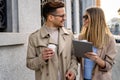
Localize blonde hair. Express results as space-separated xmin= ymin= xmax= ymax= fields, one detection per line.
xmin=80 ymin=7 xmax=112 ymax=48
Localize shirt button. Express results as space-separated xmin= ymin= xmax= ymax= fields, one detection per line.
xmin=64 ymin=56 xmax=67 ymax=59
xmin=46 ymin=73 xmax=49 ymax=76
xmin=41 ymin=65 xmax=44 ymax=68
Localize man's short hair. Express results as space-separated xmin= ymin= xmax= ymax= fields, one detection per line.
xmin=42 ymin=1 xmax=65 ymax=20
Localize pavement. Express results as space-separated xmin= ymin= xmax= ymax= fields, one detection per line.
xmin=112 ymin=43 xmax=120 ymax=80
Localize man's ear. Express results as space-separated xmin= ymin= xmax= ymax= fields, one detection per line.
xmin=48 ymin=15 xmax=54 ymax=21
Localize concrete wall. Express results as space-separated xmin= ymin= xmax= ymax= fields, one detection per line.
xmin=0 ymin=0 xmax=40 ymax=80
xmin=18 ymin=0 xmax=41 ymax=33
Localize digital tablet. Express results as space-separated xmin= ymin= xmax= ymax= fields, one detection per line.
xmin=73 ymin=40 xmax=93 ymax=58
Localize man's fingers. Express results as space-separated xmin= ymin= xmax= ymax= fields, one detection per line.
xmin=42 ymin=48 xmax=55 ymax=60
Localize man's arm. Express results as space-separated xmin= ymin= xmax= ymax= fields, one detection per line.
xmin=26 ymin=35 xmax=47 ymax=71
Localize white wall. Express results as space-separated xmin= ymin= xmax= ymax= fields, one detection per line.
xmin=18 ymin=0 xmax=41 ymax=33
xmin=0 ymin=0 xmax=40 ymax=80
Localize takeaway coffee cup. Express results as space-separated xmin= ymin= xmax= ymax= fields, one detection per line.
xmin=47 ymin=44 xmax=56 ymax=52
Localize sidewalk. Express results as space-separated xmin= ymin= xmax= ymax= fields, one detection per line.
xmin=112 ymin=43 xmax=120 ymax=80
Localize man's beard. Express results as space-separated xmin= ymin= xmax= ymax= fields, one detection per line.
xmin=54 ymin=22 xmax=64 ymax=28
xmin=55 ymin=24 xmax=64 ymax=28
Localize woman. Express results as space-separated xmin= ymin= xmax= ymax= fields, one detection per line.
xmin=78 ymin=7 xmax=117 ymax=80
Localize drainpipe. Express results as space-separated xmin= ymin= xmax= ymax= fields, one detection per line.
xmin=64 ymin=0 xmax=72 ymax=29
xmin=73 ymin=0 xmax=80 ymax=34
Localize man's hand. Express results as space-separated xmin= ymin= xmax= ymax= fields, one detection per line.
xmin=42 ymin=48 xmax=54 ymax=60
xmin=66 ymin=70 xmax=75 ymax=80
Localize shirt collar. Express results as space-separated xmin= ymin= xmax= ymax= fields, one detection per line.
xmin=40 ymin=23 xmax=70 ymax=38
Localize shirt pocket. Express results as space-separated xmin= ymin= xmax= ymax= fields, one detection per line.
xmin=35 ymin=44 xmax=47 ymax=56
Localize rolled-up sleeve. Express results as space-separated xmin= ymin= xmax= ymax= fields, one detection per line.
xmin=99 ymin=37 xmax=117 ymax=72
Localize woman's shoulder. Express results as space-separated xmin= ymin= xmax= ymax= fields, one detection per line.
xmin=107 ymin=34 xmax=115 ymax=41
xmin=106 ymin=34 xmax=116 ymax=46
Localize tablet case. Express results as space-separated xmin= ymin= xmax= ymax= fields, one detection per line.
xmin=73 ymin=40 xmax=93 ymax=58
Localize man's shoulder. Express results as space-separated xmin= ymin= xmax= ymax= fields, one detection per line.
xmin=29 ymin=29 xmax=40 ymax=38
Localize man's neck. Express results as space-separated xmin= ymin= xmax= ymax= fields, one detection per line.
xmin=45 ymin=22 xmax=57 ymax=29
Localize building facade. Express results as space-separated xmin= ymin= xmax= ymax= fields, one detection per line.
xmin=0 ymin=0 xmax=119 ymax=80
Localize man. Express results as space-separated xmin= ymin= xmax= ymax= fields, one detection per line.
xmin=26 ymin=1 xmax=78 ymax=80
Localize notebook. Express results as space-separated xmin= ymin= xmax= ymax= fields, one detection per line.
xmin=73 ymin=40 xmax=93 ymax=58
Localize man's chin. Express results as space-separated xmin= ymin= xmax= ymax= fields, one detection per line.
xmin=58 ymin=25 xmax=64 ymax=28
xmin=56 ymin=24 xmax=64 ymax=28
xmin=60 ymin=24 xmax=65 ymax=27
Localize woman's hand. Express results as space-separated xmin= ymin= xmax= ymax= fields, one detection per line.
xmin=85 ymin=52 xmax=106 ymax=68
xmin=84 ymin=52 xmax=98 ymax=61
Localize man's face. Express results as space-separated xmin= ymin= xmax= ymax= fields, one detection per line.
xmin=51 ymin=7 xmax=66 ymax=28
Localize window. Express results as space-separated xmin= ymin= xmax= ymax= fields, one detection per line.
xmin=0 ymin=0 xmax=7 ymax=32
xmin=0 ymin=0 xmax=18 ymax=32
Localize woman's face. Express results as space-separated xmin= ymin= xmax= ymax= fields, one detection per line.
xmin=83 ymin=14 xmax=89 ymax=28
